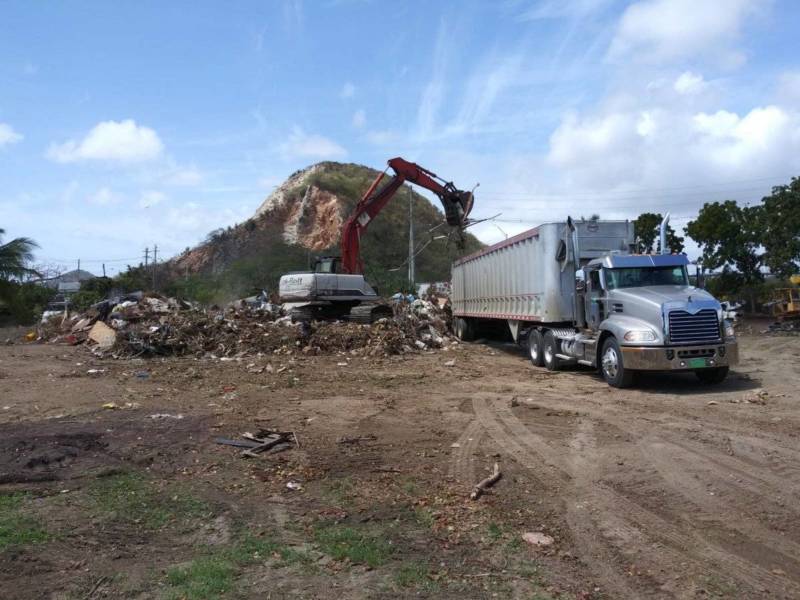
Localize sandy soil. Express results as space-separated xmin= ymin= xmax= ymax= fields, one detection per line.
xmin=0 ymin=327 xmax=798 ymax=599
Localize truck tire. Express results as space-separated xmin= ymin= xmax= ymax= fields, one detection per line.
xmin=542 ymin=330 xmax=560 ymax=371
xmin=527 ymin=329 xmax=544 ymax=367
xmin=454 ymin=317 xmax=474 ymax=342
xmin=695 ymin=367 xmax=729 ymax=384
xmin=600 ymin=337 xmax=634 ymax=388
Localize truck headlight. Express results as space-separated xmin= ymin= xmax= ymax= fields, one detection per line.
xmin=624 ymin=330 xmax=656 ymax=342
xmin=723 ymin=321 xmax=735 ymax=339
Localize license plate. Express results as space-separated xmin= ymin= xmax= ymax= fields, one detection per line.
xmin=688 ymin=358 xmax=708 ymax=369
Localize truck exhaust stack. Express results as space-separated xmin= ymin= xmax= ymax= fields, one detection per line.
xmin=660 ymin=212 xmax=671 ymax=255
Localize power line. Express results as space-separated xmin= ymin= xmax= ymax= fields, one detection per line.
xmin=474 ymin=173 xmax=794 ymax=198
xmin=38 ymin=256 xmax=143 ymax=264
xmin=477 ymin=186 xmax=772 ymax=205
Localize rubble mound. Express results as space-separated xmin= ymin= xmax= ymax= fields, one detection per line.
xmin=37 ymin=294 xmax=455 ymax=359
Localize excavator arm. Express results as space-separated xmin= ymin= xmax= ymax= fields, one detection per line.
xmin=340 ymin=157 xmax=474 ymax=274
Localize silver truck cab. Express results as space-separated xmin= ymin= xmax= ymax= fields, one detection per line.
xmin=576 ymin=253 xmax=738 ymax=386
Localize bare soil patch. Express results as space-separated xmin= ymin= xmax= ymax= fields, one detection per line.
xmin=0 ymin=328 xmax=798 ymax=598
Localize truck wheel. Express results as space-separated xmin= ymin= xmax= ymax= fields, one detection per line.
xmin=528 ymin=329 xmax=544 ymax=367
xmin=454 ymin=317 xmax=474 ymax=342
xmin=600 ymin=337 xmax=634 ymax=388
xmin=542 ymin=331 xmax=560 ymax=371
xmin=695 ymin=367 xmax=729 ymax=384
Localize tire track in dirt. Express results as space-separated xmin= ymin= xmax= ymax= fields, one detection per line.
xmin=642 ymin=440 xmax=800 ymax=577
xmin=474 ymin=396 xmax=643 ymax=599
xmin=519 ymin=394 xmax=800 ymax=499
xmin=448 ymin=419 xmax=483 ymax=484
xmin=473 ymin=395 xmax=800 ymax=598
xmin=514 ymin=393 xmax=800 ymax=564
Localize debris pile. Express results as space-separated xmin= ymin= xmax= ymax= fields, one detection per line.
xmin=764 ymin=321 xmax=800 ymax=335
xmin=37 ymin=294 xmax=455 ymax=359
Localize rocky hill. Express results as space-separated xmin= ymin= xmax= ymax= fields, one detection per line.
xmin=163 ymin=162 xmax=483 ymax=302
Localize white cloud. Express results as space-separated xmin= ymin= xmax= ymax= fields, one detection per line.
xmin=139 ymin=190 xmax=167 ymax=208
xmin=340 ymin=82 xmax=356 ymax=99
xmin=279 ymin=127 xmax=347 ymax=160
xmin=547 ymin=99 xmax=800 ymax=193
xmin=607 ymin=0 xmax=762 ymax=66
xmin=352 ymin=109 xmax=366 ymax=128
xmin=674 ymin=71 xmax=706 ymax=95
xmin=86 ymin=187 xmax=121 ymax=206
xmin=47 ymin=119 xmax=164 ymax=164
xmin=0 ymin=123 xmax=23 ymax=147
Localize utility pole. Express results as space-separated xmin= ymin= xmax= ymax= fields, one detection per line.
xmin=408 ymin=187 xmax=415 ymax=290
xmin=77 ymin=259 xmax=81 ymax=272
xmin=102 ymin=263 xmax=106 ymax=277
xmin=144 ymin=247 xmax=149 ymax=269
xmin=152 ymin=244 xmax=158 ymax=291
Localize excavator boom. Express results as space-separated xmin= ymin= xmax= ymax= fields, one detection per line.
xmin=340 ymin=157 xmax=473 ymax=274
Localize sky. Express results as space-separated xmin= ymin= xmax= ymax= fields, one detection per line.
xmin=2 ymin=0 xmax=800 ymax=276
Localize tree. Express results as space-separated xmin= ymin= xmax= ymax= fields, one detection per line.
xmin=759 ymin=177 xmax=800 ymax=280
xmin=0 ymin=229 xmax=45 ymax=323
xmin=686 ymin=201 xmax=763 ymax=308
xmin=633 ymin=212 xmax=685 ymax=254
xmin=0 ymin=228 xmax=39 ymax=281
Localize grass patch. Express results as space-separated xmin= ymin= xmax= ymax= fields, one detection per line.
xmin=322 ymin=477 xmax=354 ymax=506
xmin=505 ymin=534 xmax=524 ymax=553
xmin=413 ymin=507 xmax=435 ymax=529
xmin=314 ymin=523 xmax=393 ymax=567
xmin=89 ymin=472 xmax=210 ymax=529
xmin=223 ymin=533 xmax=279 ymax=565
xmin=400 ymin=479 xmax=418 ymax=495
xmin=395 ymin=560 xmax=436 ymax=590
xmin=165 ymin=556 xmax=235 ymax=600
xmin=487 ymin=522 xmax=503 ymax=541
xmin=0 ymin=493 xmax=49 ymax=550
xmin=163 ymin=532 xmax=319 ymax=598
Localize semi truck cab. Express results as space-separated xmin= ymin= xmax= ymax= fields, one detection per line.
xmin=567 ymin=253 xmax=738 ymax=386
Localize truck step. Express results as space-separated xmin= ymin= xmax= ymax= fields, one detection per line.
xmin=577 ymin=359 xmax=594 ymax=366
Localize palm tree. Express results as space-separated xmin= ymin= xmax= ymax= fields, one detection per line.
xmin=0 ymin=228 xmax=39 ymax=282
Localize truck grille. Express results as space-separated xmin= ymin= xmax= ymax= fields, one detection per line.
xmin=668 ymin=309 xmax=721 ymax=345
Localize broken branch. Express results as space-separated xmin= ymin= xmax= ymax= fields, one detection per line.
xmin=470 ymin=462 xmax=501 ymax=500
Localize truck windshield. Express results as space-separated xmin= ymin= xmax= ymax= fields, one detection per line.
xmin=605 ymin=266 xmax=688 ymax=289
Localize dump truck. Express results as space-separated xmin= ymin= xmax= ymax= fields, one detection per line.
xmin=451 ymin=216 xmax=738 ymax=387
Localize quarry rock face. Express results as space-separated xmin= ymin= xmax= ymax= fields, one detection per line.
xmin=256 ymin=164 xmax=344 ymax=250
xmin=166 ymin=161 xmax=482 ymax=282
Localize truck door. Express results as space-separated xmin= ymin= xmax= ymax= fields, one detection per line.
xmin=586 ymin=268 xmax=603 ymax=329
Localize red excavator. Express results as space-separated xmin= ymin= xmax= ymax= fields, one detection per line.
xmin=279 ymin=157 xmax=474 ymax=322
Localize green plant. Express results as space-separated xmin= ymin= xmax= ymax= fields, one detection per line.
xmin=314 ymin=523 xmax=393 ymax=567
xmin=395 ymin=561 xmax=434 ymax=588
xmin=165 ymin=556 xmax=235 ymax=599
xmin=0 ymin=493 xmax=50 ymax=550
xmin=88 ymin=472 xmax=210 ymax=529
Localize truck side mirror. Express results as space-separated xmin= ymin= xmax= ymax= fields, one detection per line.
xmin=575 ymin=270 xmax=586 ymax=293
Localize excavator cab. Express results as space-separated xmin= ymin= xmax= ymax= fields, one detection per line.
xmin=313 ymin=256 xmax=343 ymax=274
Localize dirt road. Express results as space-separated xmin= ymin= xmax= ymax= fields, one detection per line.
xmin=0 ymin=328 xmax=798 ymax=598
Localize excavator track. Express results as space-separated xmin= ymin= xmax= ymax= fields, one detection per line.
xmin=348 ymin=304 xmax=393 ymax=324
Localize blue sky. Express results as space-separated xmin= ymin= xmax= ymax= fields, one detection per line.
xmin=2 ymin=0 xmax=800 ymax=275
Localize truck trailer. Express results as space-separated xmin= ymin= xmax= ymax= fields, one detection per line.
xmin=450 ymin=218 xmax=738 ymax=387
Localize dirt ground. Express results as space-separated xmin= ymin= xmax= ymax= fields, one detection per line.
xmin=1 ymin=325 xmax=799 ymax=599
